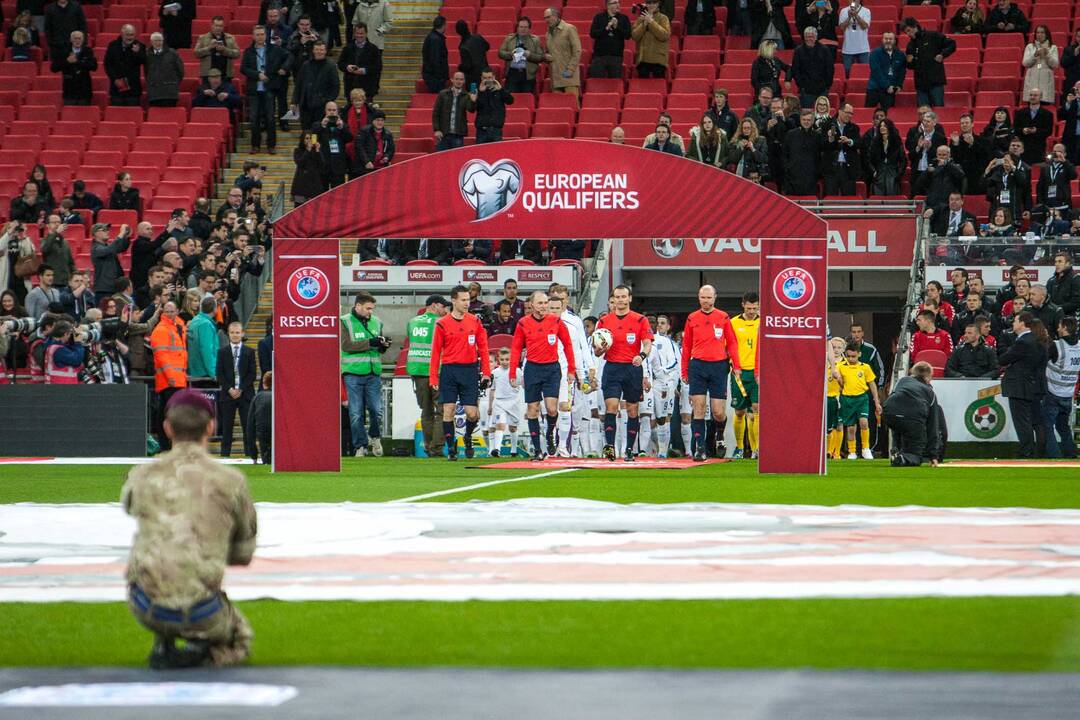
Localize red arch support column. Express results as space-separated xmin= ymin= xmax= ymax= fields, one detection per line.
xmin=272 ymin=140 xmax=829 ymax=474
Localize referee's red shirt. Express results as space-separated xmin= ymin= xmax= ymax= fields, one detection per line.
xmin=597 ymin=311 xmax=653 ymax=363
xmin=430 ymin=312 xmax=491 ymax=386
xmin=509 ymin=313 xmax=576 ymax=380
xmin=680 ymin=309 xmax=741 ymax=381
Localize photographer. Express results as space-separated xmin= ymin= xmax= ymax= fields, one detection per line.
xmin=341 ymin=291 xmax=390 ymax=457
xmin=630 ymin=0 xmax=670 ymax=79
xmin=60 ymin=270 xmax=96 ymax=321
xmin=40 ymin=215 xmax=76 ymax=288
xmin=473 ymin=68 xmax=513 ymax=144
xmin=1 ymin=220 xmax=37 ymax=306
xmin=193 ymin=15 xmax=241 ymax=81
xmin=90 ymin=223 xmax=132 ymax=295
xmin=1037 ymin=143 xmax=1077 ymax=212
xmin=311 ymin=100 xmax=353 ymax=188
xmin=43 ymin=320 xmax=86 ymax=385
xmin=293 ymin=131 xmax=328 ymax=206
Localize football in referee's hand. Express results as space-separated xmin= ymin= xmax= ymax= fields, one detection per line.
xmin=591 ymin=328 xmax=613 ymax=356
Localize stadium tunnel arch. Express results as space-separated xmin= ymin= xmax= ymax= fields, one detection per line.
xmin=270 ymin=139 xmax=829 ymax=473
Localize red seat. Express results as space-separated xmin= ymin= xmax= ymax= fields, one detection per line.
xmin=538 ymin=92 xmax=579 ymax=111
xmin=103 ymin=106 xmax=144 ymax=124
xmin=575 ymin=123 xmax=610 ymax=138
xmin=358 ymin=259 xmax=392 ymax=266
xmin=147 ymin=106 xmax=188 ymax=125
xmin=579 ymin=107 xmax=618 ymax=125
xmin=96 ymin=209 xmax=138 ymax=228
xmin=59 ymin=106 xmax=102 ymax=126
xmin=44 ymin=134 xmax=88 ymax=154
xmin=0 ymin=134 xmax=42 ymax=154
xmin=535 ymin=107 xmax=575 ymax=124
xmin=150 ymin=195 xmax=191 ymax=211
xmin=913 ymin=348 xmax=948 ymax=377
xmin=584 ymin=78 xmax=624 ymax=95
xmin=405 ymin=259 xmax=438 ymax=266
xmin=18 ymin=105 xmax=58 ymax=122
xmin=531 ymin=122 xmax=571 ymax=138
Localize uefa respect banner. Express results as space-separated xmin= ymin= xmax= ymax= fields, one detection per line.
xmin=272 ymin=240 xmax=341 ymax=472
xmin=757 ymin=239 xmax=829 ymax=474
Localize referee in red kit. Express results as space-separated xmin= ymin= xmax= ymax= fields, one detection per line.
xmin=681 ymin=284 xmax=741 ymax=461
xmin=510 ymin=291 xmax=576 ymax=461
xmin=430 ymin=285 xmax=492 ymax=461
xmin=597 ymin=284 xmax=653 ymax=462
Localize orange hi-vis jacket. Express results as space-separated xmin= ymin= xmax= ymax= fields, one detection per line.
xmin=150 ymin=315 xmax=188 ymax=392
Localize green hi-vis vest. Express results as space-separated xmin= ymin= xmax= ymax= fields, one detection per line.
xmin=341 ymin=312 xmax=383 ymax=376
xmin=406 ymin=311 xmax=438 ymax=376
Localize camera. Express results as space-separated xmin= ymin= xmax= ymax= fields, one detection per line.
xmin=0 ymin=317 xmax=37 ymax=335
xmin=630 ymin=2 xmax=646 ymax=13
xmin=78 ymin=317 xmax=126 ymax=345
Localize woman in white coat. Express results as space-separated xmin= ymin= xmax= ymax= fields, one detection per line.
xmin=1022 ymin=25 xmax=1059 ymax=104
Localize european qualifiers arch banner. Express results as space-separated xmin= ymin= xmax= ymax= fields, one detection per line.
xmin=272 ymin=140 xmax=829 ymax=474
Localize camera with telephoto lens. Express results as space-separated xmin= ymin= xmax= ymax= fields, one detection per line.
xmin=78 ymin=317 xmax=126 ymax=345
xmin=1 ymin=316 xmax=38 ymax=335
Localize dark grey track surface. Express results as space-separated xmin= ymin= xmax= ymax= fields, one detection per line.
xmin=2 ymin=667 xmax=1079 ymax=719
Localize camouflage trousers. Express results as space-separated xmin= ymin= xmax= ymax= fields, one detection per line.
xmin=128 ymin=589 xmax=254 ymax=667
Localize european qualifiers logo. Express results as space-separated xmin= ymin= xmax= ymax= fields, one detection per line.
xmin=460 ymin=159 xmax=522 ymax=221
xmin=652 ymin=238 xmax=684 ymax=259
xmin=286 ymin=266 xmax=331 ymax=309
xmin=772 ymin=267 xmax=816 ymax=311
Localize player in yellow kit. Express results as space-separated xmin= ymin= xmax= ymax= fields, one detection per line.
xmin=838 ymin=341 xmax=882 ymax=460
xmin=826 ymin=337 xmax=846 ymax=459
xmin=729 ymin=292 xmax=760 ymax=459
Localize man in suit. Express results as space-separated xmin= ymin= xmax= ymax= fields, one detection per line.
xmin=240 ymin=25 xmax=292 ymax=154
xmin=926 ymin=191 xmax=976 ymax=237
xmin=216 ymin=321 xmax=257 ymax=458
xmin=1036 ymin=143 xmax=1077 ymax=212
xmin=402 ymin=238 xmax=450 ymax=264
xmin=497 ymin=239 xmax=543 ymax=264
xmin=357 ymin=238 xmax=406 ymax=264
xmin=999 ymin=311 xmax=1045 ymax=458
xmin=1014 ymin=88 xmax=1054 ymax=165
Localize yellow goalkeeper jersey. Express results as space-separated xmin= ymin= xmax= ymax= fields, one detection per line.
xmin=730 ymin=314 xmax=760 ymax=371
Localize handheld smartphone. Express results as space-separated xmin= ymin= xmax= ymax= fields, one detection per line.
xmin=470 ymin=82 xmax=478 ymax=93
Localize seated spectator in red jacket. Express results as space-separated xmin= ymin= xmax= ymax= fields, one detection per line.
xmin=911 ymin=309 xmax=954 ymax=356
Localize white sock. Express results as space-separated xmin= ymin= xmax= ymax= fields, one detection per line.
xmin=591 ymin=417 xmax=603 ymax=453
xmin=509 ymin=430 xmax=519 ymax=456
xmin=558 ymin=411 xmax=573 ymax=452
xmin=492 ymin=429 xmax=504 ymax=454
xmin=657 ymin=422 xmax=671 ymax=457
xmin=681 ymin=421 xmax=691 ymax=454
xmin=617 ymin=410 xmax=627 ymax=450
xmin=638 ymin=419 xmax=652 ymax=456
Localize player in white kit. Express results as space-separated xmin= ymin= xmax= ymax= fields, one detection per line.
xmin=548 ymin=289 xmax=593 ymax=457
xmin=649 ymin=314 xmax=681 ymax=458
xmin=488 ymin=348 xmax=524 ymax=457
xmin=674 ymin=330 xmax=693 ymax=456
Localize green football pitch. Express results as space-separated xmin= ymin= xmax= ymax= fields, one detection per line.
xmin=2 ymin=458 xmax=1079 ymax=671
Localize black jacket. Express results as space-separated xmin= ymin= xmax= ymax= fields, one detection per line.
xmin=1047 ymin=267 xmax=1080 ymax=317
xmin=43 ymin=0 xmax=86 ymax=51
xmin=90 ymin=232 xmax=131 ymax=294
xmin=984 ymin=166 xmax=1032 ymax=219
xmin=823 ymin=118 xmax=860 ymax=172
xmin=683 ymin=0 xmax=717 ymax=34
xmin=950 ymin=133 xmax=990 ymax=191
xmin=985 ymin=4 xmax=1029 ymax=33
xmin=1036 ymin=160 xmax=1077 ymax=209
xmin=421 ymin=29 xmax=448 ymax=84
xmin=292 ymin=57 xmax=340 ymax=112
xmin=1013 ymin=105 xmax=1054 ymax=165
xmin=945 ymin=340 xmax=999 ymax=378
xmin=1063 ymin=42 xmax=1080 ymax=95
xmin=929 ymin=207 xmax=976 ymax=236
xmin=50 ymin=43 xmax=96 ymax=101
xmin=750 ymin=56 xmax=790 ymax=97
xmin=549 ymin=239 xmax=586 ymax=261
xmin=130 ymin=231 xmax=168 ymax=291
xmin=108 ymin=186 xmax=141 ymax=212
xmin=782 ymin=126 xmax=822 ymax=195
xmin=104 ymin=35 xmax=147 ymax=98
xmin=791 ymin=41 xmax=833 ymax=98
xmin=915 ymin=160 xmax=965 ymax=209
xmin=159 ymin=0 xmax=195 ymax=49
xmin=312 ymin=119 xmax=353 ymax=179
xmin=240 ymin=43 xmax=291 ymax=94
xmin=589 ymin=11 xmax=632 ymax=58
xmin=355 ymin=125 xmax=395 ymax=172
xmin=291 ymin=145 xmax=327 ymax=199
xmin=474 ymin=85 xmax=514 ymax=128
xmin=217 ymin=343 xmax=257 ymax=396
xmin=749 ymin=0 xmax=793 ymax=49
xmin=402 ymin=238 xmax=449 ymax=264
xmin=905 ymin=29 xmax=955 ymax=90
xmin=498 ymin=239 xmax=543 ymax=264
xmin=882 ymin=375 xmax=941 ymax=458
xmin=1029 ymin=301 xmax=1064 ymax=338
xmin=905 ymin=124 xmax=947 ymax=172
xmin=457 ymin=32 xmax=489 ymax=87
xmin=999 ymin=331 xmax=1045 ymax=400
xmin=357 ymin=238 xmax=406 ymax=264
xmin=338 ymin=38 xmax=382 ymax=96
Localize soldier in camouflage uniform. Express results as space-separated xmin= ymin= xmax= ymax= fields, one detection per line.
xmin=122 ymin=389 xmax=258 ymax=669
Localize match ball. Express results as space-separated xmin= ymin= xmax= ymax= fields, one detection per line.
xmin=591 ymin=328 xmax=614 ymax=355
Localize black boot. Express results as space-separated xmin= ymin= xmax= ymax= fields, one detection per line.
xmin=149 ymin=635 xmax=210 ymax=670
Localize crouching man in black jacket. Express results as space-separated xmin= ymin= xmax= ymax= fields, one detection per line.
xmin=883 ymin=361 xmax=943 ymax=466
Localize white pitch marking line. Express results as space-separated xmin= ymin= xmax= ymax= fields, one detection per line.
xmin=390 ymin=468 xmax=579 ymax=503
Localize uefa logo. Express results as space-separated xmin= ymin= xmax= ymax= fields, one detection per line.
xmin=772 ymin=267 xmax=815 ymax=310
xmin=460 ymin=159 xmax=522 ymax=221
xmin=287 ymin=266 xmax=330 ymax=309
xmin=652 ymin=238 xmax=683 ymax=259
